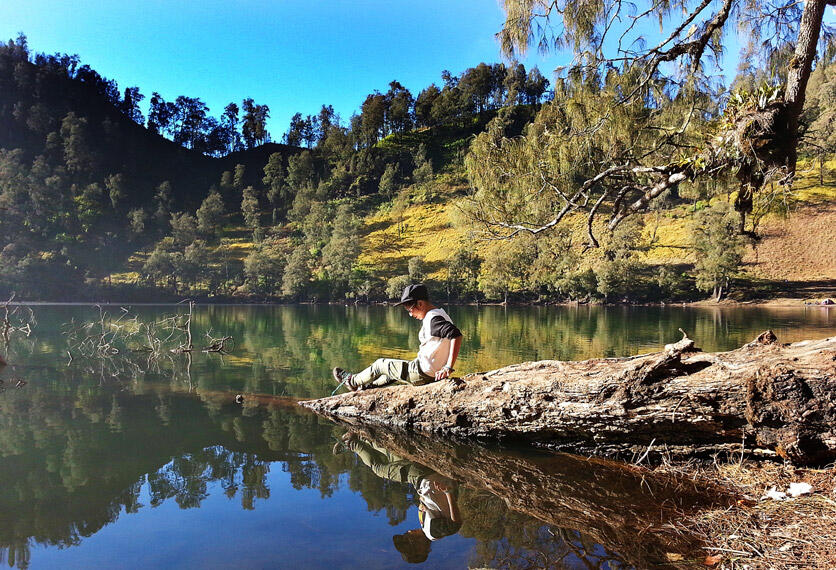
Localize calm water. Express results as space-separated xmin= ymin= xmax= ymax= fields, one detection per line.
xmin=0 ymin=304 xmax=833 ymax=569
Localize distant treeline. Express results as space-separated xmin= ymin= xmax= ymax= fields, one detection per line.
xmin=1 ymin=32 xmax=833 ymax=304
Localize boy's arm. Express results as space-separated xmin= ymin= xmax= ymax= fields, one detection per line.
xmin=429 ymin=316 xmax=462 ymax=380
xmin=435 ymin=335 xmax=461 ymax=380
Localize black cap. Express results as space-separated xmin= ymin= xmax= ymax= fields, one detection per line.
xmin=394 ymin=283 xmax=429 ymax=306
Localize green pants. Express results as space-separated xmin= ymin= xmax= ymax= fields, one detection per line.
xmin=346 ymin=438 xmax=431 ymax=486
xmin=352 ymin=358 xmax=434 ymax=389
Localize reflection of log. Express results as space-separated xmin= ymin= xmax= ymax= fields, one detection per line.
xmin=342 ymin=423 xmax=733 ymax=568
xmin=303 ymin=332 xmax=836 ymax=465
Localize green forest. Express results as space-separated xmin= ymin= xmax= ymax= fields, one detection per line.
xmin=1 ymin=21 xmax=833 ymax=303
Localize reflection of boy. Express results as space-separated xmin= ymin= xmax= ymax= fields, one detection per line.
xmin=333 ymin=284 xmax=462 ymax=391
xmin=342 ymin=434 xmax=462 ymax=564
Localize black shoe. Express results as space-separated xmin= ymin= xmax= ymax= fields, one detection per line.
xmin=332 ymin=367 xmax=357 ymax=391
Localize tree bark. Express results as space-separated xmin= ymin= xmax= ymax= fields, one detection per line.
xmin=784 ymin=0 xmax=827 ymax=177
xmin=302 ymin=331 xmax=836 ymax=466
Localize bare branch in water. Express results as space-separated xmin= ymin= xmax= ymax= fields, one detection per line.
xmin=62 ymin=302 xmax=232 ymax=382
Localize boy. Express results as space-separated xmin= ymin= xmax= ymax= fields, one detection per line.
xmin=332 ymin=284 xmax=462 ymax=391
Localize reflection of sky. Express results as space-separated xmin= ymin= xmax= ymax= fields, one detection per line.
xmin=28 ymin=464 xmax=476 ymax=569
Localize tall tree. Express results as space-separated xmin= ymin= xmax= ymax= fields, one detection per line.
xmin=385 ymin=81 xmax=414 ymax=133
xmin=221 ymin=102 xmax=242 ymax=154
xmin=523 ymin=66 xmax=549 ymax=104
xmin=321 ymin=203 xmax=360 ymax=294
xmin=690 ymin=202 xmax=745 ymax=301
xmin=120 ymin=87 xmax=145 ymax=124
xmin=263 ymin=152 xmax=289 ymax=222
xmin=242 ymin=98 xmax=270 ymax=148
xmin=283 ymin=112 xmax=305 ymax=147
xmin=465 ymin=0 xmax=835 ymax=243
xmin=241 ymin=186 xmax=261 ymax=233
xmin=282 ymin=246 xmax=311 ymax=299
xmin=360 ymin=92 xmax=387 ymax=144
xmin=196 ymin=190 xmax=225 ymax=237
xmin=171 ymin=96 xmax=208 ymax=149
xmin=414 ymin=84 xmax=441 ymax=127
xmin=459 ymin=63 xmax=493 ymax=113
xmin=147 ymin=92 xmax=176 ymax=136
xmin=317 ymin=104 xmax=337 ymax=144
xmin=504 ymin=62 xmax=527 ymax=105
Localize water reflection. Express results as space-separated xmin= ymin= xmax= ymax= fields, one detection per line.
xmin=339 ymin=432 xmax=462 ymax=564
xmin=339 ymin=425 xmax=734 ymax=569
xmin=2 ymin=304 xmax=834 ymax=401
xmin=0 ymin=362 xmax=731 ymax=569
xmin=0 ymin=304 xmax=831 ymax=568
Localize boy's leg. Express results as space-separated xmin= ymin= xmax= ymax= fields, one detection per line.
xmin=406 ymin=359 xmax=435 ymax=385
xmin=346 ymin=437 xmax=414 ymax=483
xmin=352 ymin=358 xmax=411 ymax=389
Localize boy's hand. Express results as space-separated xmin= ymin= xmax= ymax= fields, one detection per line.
xmin=435 ymin=365 xmax=453 ymax=381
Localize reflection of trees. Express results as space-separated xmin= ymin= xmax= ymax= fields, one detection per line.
xmin=462 ymin=496 xmax=629 ymax=569
xmin=0 ymin=368 xmax=342 ymax=568
xmin=5 ymin=305 xmax=833 ymax=404
xmin=3 ymin=361 xmax=650 ymax=569
xmin=336 ymin=424 xmax=735 ymax=569
xmin=0 ymin=305 xmax=831 ymax=567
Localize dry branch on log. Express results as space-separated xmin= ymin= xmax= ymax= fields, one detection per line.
xmin=302 ymin=331 xmax=836 ymax=466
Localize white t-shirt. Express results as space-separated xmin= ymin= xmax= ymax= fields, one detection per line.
xmin=416 ymin=308 xmax=458 ymax=375
xmin=417 ymin=476 xmax=457 ymax=540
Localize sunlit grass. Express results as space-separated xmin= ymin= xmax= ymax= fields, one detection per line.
xmin=112 ymin=154 xmax=835 ymax=291
xmin=640 ymin=212 xmax=692 ymax=264
xmin=792 ymin=158 xmax=836 ymax=202
xmin=358 ymin=200 xmax=468 ymax=279
xmin=110 ymin=271 xmax=141 ymax=284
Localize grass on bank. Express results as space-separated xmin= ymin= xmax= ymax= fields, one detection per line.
xmin=667 ymin=461 xmax=836 ymax=568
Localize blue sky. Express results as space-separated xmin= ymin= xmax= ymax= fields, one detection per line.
xmin=2 ymin=0 xmax=826 ymax=140
xmin=2 ymin=0 xmax=566 ymax=137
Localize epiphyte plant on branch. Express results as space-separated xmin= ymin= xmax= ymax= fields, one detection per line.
xmin=463 ymin=0 xmax=834 ymax=244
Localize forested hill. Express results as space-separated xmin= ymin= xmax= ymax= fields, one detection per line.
xmin=1 ymin=34 xmax=833 ymax=303
xmin=0 ymin=36 xmax=300 ymax=297
xmin=0 ymin=38 xmax=299 ymax=210
xmin=0 ymin=34 xmax=549 ymax=300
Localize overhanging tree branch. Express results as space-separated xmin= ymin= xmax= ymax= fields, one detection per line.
xmin=468 ymin=0 xmax=830 ymax=244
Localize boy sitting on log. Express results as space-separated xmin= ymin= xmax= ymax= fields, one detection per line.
xmin=333 ymin=284 xmax=462 ymax=391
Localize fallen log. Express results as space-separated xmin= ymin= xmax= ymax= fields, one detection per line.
xmin=336 ymin=423 xmax=734 ymax=568
xmin=302 ymin=332 xmax=836 ymax=466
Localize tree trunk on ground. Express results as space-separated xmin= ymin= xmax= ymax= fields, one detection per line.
xmin=302 ymin=331 xmax=836 ymax=465
xmin=338 ymin=424 xmax=734 ymax=568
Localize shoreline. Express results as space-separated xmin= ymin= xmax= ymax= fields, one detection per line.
xmin=2 ymin=296 xmax=833 ymax=307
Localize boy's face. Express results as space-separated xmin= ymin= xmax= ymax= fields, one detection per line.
xmin=404 ymin=300 xmax=428 ymax=319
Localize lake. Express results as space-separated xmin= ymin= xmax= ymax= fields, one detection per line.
xmin=0 ymin=304 xmax=833 ymax=568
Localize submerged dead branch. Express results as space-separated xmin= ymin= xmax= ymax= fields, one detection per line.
xmin=1 ymin=293 xmax=36 ymax=348
xmin=62 ymin=302 xmax=232 ymax=381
